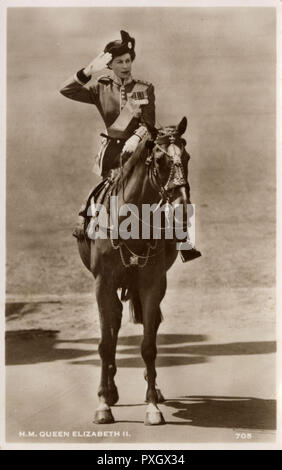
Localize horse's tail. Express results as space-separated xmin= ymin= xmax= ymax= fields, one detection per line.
xmin=120 ymin=269 xmax=143 ymax=324
xmin=128 ymin=287 xmax=143 ymax=324
xmin=120 ymin=271 xmax=163 ymax=325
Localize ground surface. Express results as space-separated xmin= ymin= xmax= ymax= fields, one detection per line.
xmin=6 ymin=281 xmax=276 ymax=445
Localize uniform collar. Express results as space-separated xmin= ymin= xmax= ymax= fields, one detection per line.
xmin=112 ymin=73 xmax=133 ymax=86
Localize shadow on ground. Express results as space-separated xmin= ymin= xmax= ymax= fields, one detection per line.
xmin=5 ymin=329 xmax=94 ymax=365
xmin=112 ymin=342 xmax=276 ymax=356
xmin=5 ymin=329 xmax=276 ymax=367
xmin=163 ymin=396 xmax=276 ymax=430
xmin=61 ymin=334 xmax=207 ymax=346
xmin=5 ymin=302 xmax=61 ymax=321
xmin=5 ymin=329 xmax=207 ymax=367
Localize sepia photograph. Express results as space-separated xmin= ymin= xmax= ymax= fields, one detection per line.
xmin=1 ymin=0 xmax=280 ymax=449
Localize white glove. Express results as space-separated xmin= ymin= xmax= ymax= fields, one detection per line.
xmin=122 ymin=135 xmax=140 ymax=154
xmin=84 ymin=52 xmax=112 ymax=76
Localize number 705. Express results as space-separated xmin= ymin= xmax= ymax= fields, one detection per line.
xmin=235 ymin=432 xmax=252 ymax=439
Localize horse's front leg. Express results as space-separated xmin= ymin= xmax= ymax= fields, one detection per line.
xmin=144 ymin=364 xmax=166 ymax=404
xmin=139 ymin=273 xmax=167 ymax=425
xmin=94 ymin=275 xmax=122 ymax=424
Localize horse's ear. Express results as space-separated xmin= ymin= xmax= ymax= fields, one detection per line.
xmin=177 ymin=117 xmax=187 ymax=135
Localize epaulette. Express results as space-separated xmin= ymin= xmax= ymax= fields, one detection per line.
xmin=135 ymin=78 xmax=152 ymax=87
xmin=97 ymin=75 xmax=112 ymax=84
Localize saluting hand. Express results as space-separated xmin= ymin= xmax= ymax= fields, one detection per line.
xmin=84 ymin=52 xmax=112 ymax=76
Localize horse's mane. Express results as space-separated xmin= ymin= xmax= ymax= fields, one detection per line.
xmin=111 ymin=137 xmax=149 ymax=194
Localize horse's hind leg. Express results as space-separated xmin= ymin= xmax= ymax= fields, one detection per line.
xmin=94 ymin=276 xmax=122 ymax=424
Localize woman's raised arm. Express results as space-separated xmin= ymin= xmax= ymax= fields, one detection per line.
xmin=59 ymin=52 xmax=112 ymax=104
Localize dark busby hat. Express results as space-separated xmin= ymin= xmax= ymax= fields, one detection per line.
xmin=104 ymin=30 xmax=136 ymax=61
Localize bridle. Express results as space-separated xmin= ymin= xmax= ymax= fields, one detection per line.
xmin=145 ymin=129 xmax=188 ymax=203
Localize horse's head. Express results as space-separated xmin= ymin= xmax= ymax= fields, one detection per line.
xmin=146 ymin=117 xmax=190 ymax=212
xmin=111 ymin=117 xmax=191 ymax=237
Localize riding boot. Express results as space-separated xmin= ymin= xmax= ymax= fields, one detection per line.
xmin=178 ymin=240 xmax=202 ymax=263
xmin=176 ymin=201 xmax=201 ymax=262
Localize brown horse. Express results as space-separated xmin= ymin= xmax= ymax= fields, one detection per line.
xmin=77 ymin=117 xmax=191 ymax=425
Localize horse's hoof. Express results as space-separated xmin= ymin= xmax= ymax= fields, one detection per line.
xmin=144 ymin=410 xmax=166 ymax=426
xmin=94 ymin=409 xmax=115 ymax=424
xmin=107 ymin=387 xmax=119 ymax=406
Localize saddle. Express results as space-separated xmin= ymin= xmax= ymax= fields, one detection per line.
xmin=79 ymin=179 xmax=111 ymax=218
xmin=73 ymin=168 xmax=121 ymax=240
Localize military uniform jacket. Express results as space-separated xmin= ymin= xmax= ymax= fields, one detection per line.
xmin=59 ymin=70 xmax=156 ymax=139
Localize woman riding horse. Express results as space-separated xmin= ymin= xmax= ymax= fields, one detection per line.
xmin=60 ymin=30 xmax=199 ymax=262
